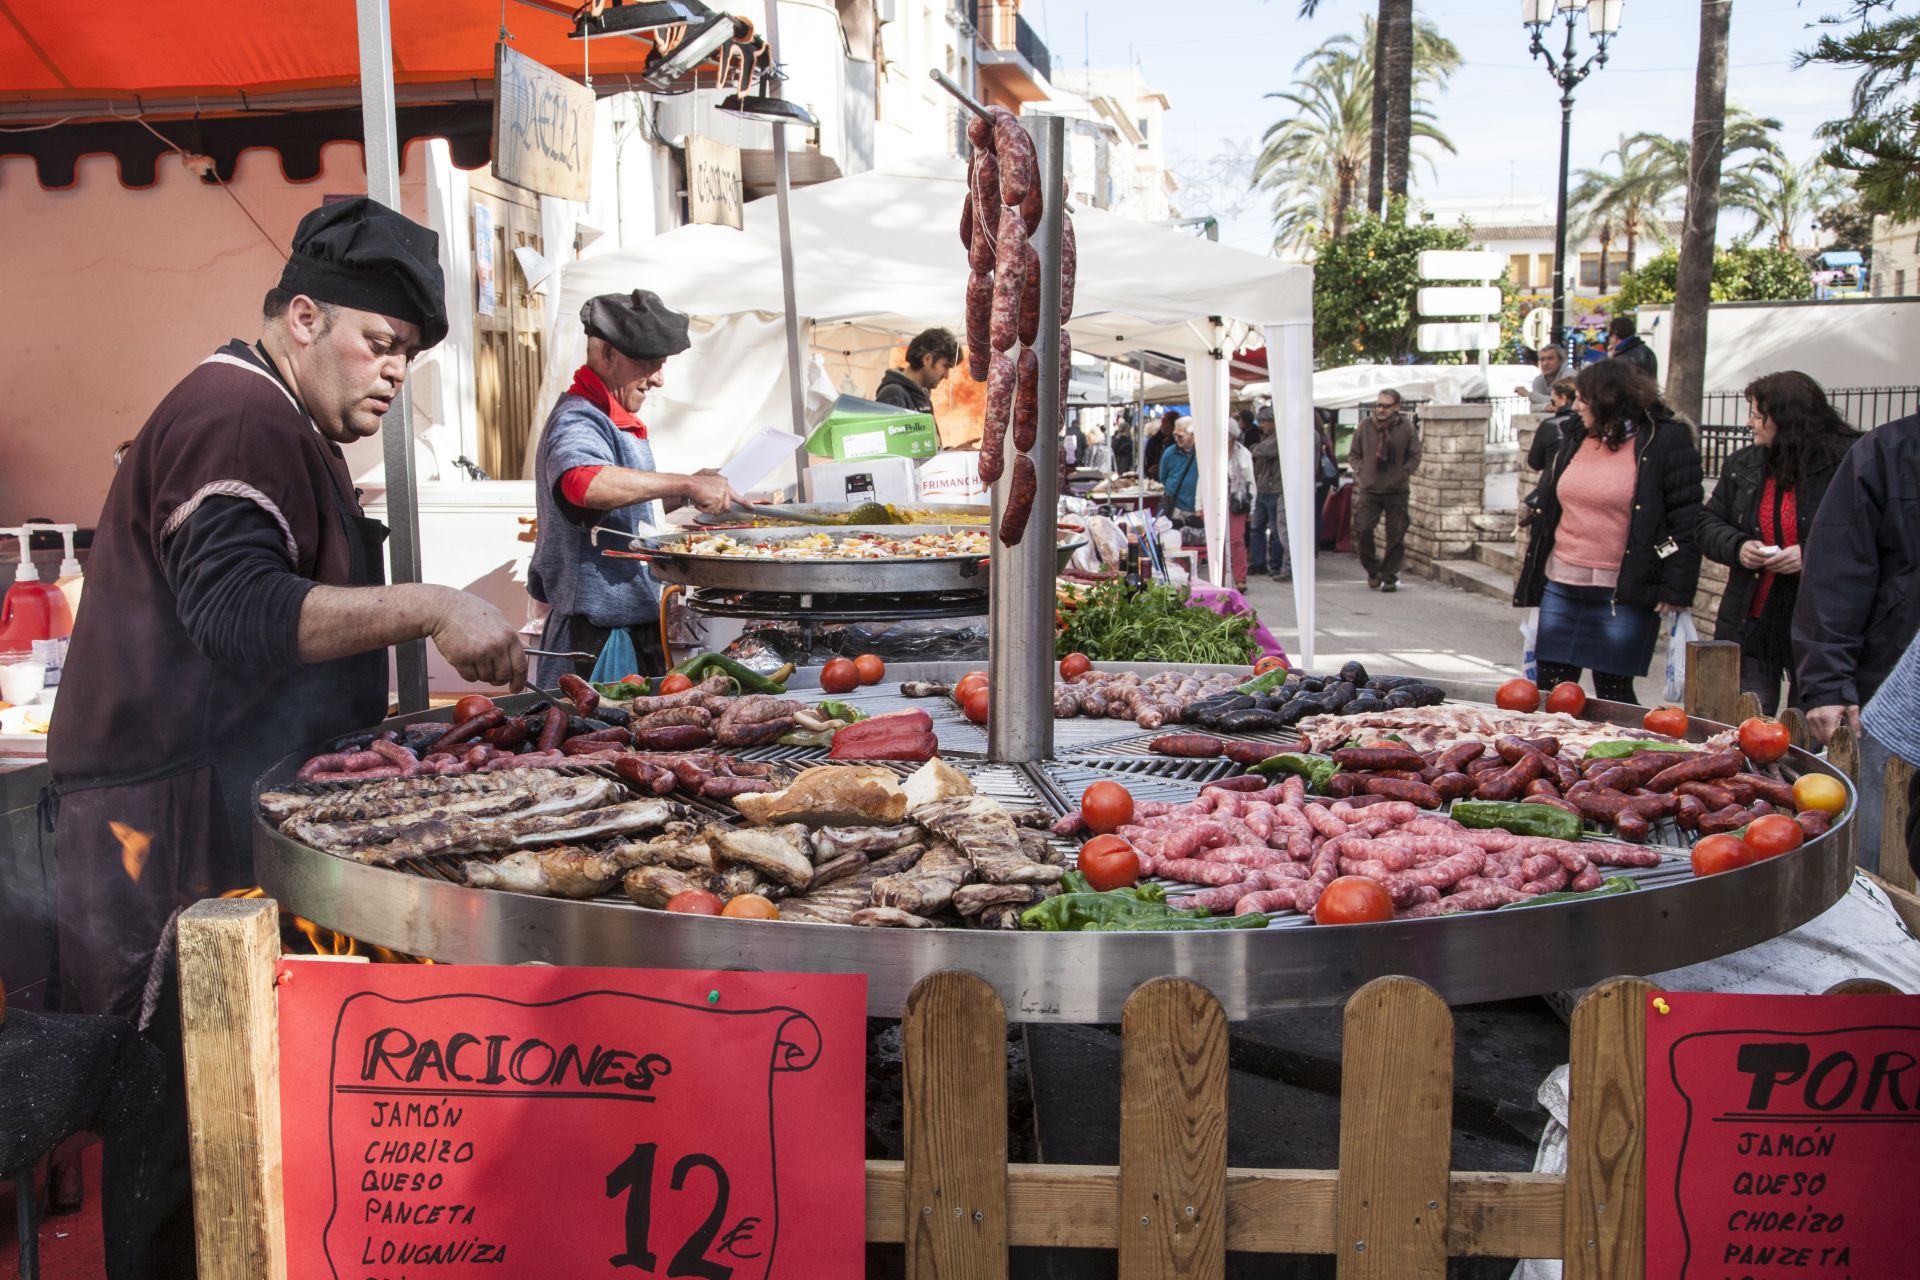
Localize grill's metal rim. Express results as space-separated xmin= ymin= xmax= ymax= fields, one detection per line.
xmin=254 ymin=665 xmax=1858 ymax=1021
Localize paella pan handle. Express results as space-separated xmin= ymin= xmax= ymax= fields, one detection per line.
xmin=959 ymin=556 xmax=991 ymax=579
xmin=590 ymin=524 xmax=646 ymax=550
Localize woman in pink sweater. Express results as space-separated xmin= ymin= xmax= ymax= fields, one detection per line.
xmin=1512 ymin=360 xmax=1704 ymax=705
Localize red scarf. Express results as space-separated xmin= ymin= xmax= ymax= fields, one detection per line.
xmin=1748 ymin=476 xmax=1798 ymax=617
xmin=568 ymin=365 xmax=647 ymax=438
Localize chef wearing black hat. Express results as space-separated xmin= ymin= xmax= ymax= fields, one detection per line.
xmin=529 ymin=288 xmax=743 ymax=686
xmin=46 ymin=196 xmax=525 ymax=1278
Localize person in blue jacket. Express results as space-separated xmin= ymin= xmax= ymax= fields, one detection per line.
xmin=1158 ymin=416 xmax=1200 ymax=521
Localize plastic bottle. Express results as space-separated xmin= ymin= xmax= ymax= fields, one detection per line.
xmin=0 ymin=527 xmax=73 ymax=650
xmin=52 ymin=524 xmax=84 ymax=620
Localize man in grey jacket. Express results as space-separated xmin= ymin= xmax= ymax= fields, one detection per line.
xmin=1247 ymin=405 xmax=1288 ymax=580
xmin=1347 ymin=390 xmax=1422 ymax=591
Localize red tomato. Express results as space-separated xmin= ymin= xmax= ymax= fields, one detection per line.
xmin=1737 ymin=716 xmax=1791 ymax=764
xmin=1690 ymin=833 xmax=1756 ymax=877
xmin=664 ymin=890 xmax=724 ymax=915
xmin=453 ymin=693 xmax=495 ymax=723
xmin=1743 ymin=814 xmax=1805 ymax=859
xmin=1059 ymin=652 xmax=1092 ymax=679
xmin=854 ymin=654 xmax=886 ymax=685
xmin=1076 ymin=836 xmax=1141 ymax=891
xmin=820 ymin=658 xmax=860 ymax=695
xmin=1495 ymin=678 xmax=1540 ymax=712
xmin=1312 ymin=875 xmax=1394 ymax=925
xmin=1544 ymin=681 xmax=1587 ymax=717
xmin=963 ymin=689 xmax=990 ymax=724
xmin=1642 ymin=706 xmax=1690 ymax=738
xmin=1079 ymin=780 xmax=1136 ymax=834
xmin=657 ymin=672 xmax=693 ymax=695
xmin=954 ymin=672 xmax=989 ymax=704
xmin=1253 ymin=655 xmax=1287 ymax=676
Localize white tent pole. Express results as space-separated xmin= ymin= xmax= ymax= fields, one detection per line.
xmin=1266 ymin=320 xmax=1316 ymax=669
xmin=764 ymin=0 xmax=810 ymax=489
xmin=356 ymin=0 xmax=428 ymax=712
xmin=1211 ymin=323 xmax=1230 ymax=587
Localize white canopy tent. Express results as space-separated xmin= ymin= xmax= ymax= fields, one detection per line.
xmin=544 ymin=157 xmax=1322 ymax=664
xmin=1243 ymin=362 xmax=1543 ymax=411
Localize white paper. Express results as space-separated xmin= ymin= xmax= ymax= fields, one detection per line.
xmin=719 ymin=425 xmax=807 ymax=493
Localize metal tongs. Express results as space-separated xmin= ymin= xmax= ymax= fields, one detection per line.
xmin=524 ymin=648 xmax=596 ymax=662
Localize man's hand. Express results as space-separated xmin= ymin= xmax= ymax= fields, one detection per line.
xmin=1764 ymin=545 xmax=1803 ymax=575
xmin=427 ymin=587 xmax=527 ymax=690
xmin=1738 ymin=540 xmax=1772 ymax=570
xmin=1805 ymin=703 xmax=1861 ymax=745
xmin=1654 ymin=601 xmax=1683 ymax=615
xmin=684 ymin=472 xmax=743 ymax=515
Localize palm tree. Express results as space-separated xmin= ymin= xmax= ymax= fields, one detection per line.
xmin=1669 ymin=0 xmax=1736 ymax=424
xmin=1256 ymin=14 xmax=1458 ymax=248
xmin=1568 ymin=135 xmax=1682 ymax=277
xmin=1624 ymin=105 xmax=1785 ymax=245
xmin=1290 ymin=3 xmax=1457 ymax=216
xmin=1724 ymin=155 xmax=1842 ymax=251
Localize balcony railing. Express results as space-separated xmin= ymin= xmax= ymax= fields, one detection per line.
xmin=969 ymin=2 xmax=1052 ymax=81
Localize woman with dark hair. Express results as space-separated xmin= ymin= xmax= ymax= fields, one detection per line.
xmin=1514 ymin=360 xmax=1704 ymax=704
xmin=1695 ymin=371 xmax=1860 ymax=713
xmin=1143 ymin=409 xmax=1180 ymax=480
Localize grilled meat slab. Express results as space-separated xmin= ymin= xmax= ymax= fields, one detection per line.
xmin=812 ymin=824 xmax=921 ymax=861
xmin=852 ymin=906 xmax=938 ymax=928
xmin=913 ymin=796 xmax=1064 ymax=885
xmin=605 ymin=826 xmax=716 ymax=874
xmin=623 ymin=865 xmax=705 ymax=908
xmin=349 ymin=798 xmax=685 ymax=865
xmin=464 ymin=847 xmax=625 ymax=899
xmin=263 ymin=769 xmax=555 ymax=825
xmin=710 ymin=824 xmax=815 ymax=890
xmin=871 ymin=836 xmax=972 ymax=915
xmin=952 ymin=883 xmax=1041 ymax=917
xmin=286 ymin=777 xmax=619 ymax=852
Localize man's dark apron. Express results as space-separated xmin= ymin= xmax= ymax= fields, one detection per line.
xmin=43 ymin=344 xmax=386 ymax=1278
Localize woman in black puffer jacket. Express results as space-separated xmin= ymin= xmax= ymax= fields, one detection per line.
xmin=1695 ymin=371 xmax=1860 ymax=714
xmin=1513 ymin=360 xmax=1704 ymax=705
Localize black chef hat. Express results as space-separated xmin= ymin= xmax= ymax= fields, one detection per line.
xmin=581 ymin=290 xmax=691 ymax=361
xmin=277 ymin=197 xmax=448 ymax=349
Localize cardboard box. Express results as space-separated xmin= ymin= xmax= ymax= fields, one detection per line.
xmin=803 ymin=456 xmax=921 ymax=506
xmin=917 ymin=450 xmax=990 ymax=505
xmin=804 ymin=396 xmax=940 ymax=461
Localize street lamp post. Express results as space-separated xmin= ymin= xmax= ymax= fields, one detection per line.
xmin=1522 ymin=0 xmax=1623 ymax=353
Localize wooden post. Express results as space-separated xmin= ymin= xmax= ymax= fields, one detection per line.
xmin=1781 ymin=706 xmax=1810 ymax=750
xmin=1823 ymin=978 xmax=1904 ymax=996
xmin=1335 ymin=976 xmax=1453 ymax=1279
xmin=1733 ymin=691 xmax=1763 ymax=725
xmin=1864 ymin=871 xmax=1920 ymax=937
xmin=178 ymin=897 xmax=288 ymax=1280
xmin=1683 ymin=640 xmax=1741 ymax=724
xmin=1883 ymin=754 xmax=1916 ymax=894
xmin=1118 ymin=978 xmax=1228 ymax=1280
xmin=1562 ymin=977 xmax=1655 ymax=1280
xmin=903 ymin=971 xmax=1009 ymax=1280
xmin=1829 ymin=723 xmax=1861 ymax=873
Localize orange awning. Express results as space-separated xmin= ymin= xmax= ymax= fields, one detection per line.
xmin=0 ymin=0 xmax=756 ymax=116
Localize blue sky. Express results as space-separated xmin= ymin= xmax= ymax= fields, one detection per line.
xmin=1021 ymin=0 xmax=1870 ymax=252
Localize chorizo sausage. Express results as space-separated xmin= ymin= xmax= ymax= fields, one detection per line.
xmin=425 ymin=707 xmax=505 ymax=755
xmin=635 ymin=706 xmax=713 ymax=731
xmin=1018 ymin=240 xmax=1041 ymax=346
xmin=965 ymin=270 xmax=993 ymax=381
xmin=1475 ymin=752 xmax=1550 ymax=801
xmin=1013 ymin=346 xmax=1040 ymax=451
xmin=558 ymin=673 xmax=600 ymax=717
xmin=1522 ymin=794 xmax=1582 ymax=816
xmin=960 ymin=179 xmax=974 ymax=250
xmin=535 ymin=705 xmax=569 ymax=753
xmin=1222 ymin=739 xmax=1290 ymax=766
xmin=1059 ymin=331 xmax=1072 ymax=420
xmin=700 ymin=776 xmax=778 ymax=799
xmin=1794 ymin=808 xmax=1833 ymax=839
xmin=1614 ymin=809 xmax=1650 ymax=843
xmin=1736 ymin=772 xmax=1796 ymax=808
xmin=1645 ymin=750 xmax=1743 ymax=793
xmin=613 ymin=756 xmax=678 ymax=795
xmin=1697 ymin=802 xmax=1767 ymax=835
xmin=1059 ymin=210 xmax=1076 ymax=321
xmin=632 ymin=724 xmax=715 ymax=752
xmin=1675 ymin=793 xmax=1707 ymax=830
xmin=1149 ymin=733 xmax=1223 ymax=757
xmin=480 ymin=717 xmax=529 ymax=749
xmin=1436 ymin=742 xmax=1485 ymax=772
xmin=1019 ymin=177 xmax=1042 ymax=228
xmin=1356 ymin=776 xmax=1442 ymax=808
xmin=1675 ymin=780 xmax=1738 ymax=810
xmin=1330 ymin=746 xmax=1426 ymax=772
xmin=980 ymin=350 xmax=1015 ymax=484
xmin=998 ymin=452 xmax=1038 ymax=547
xmin=1430 ymin=771 xmax=1476 ymax=800
xmin=993 ymin=106 xmax=1035 ymax=207
xmin=969 ymin=151 xmax=999 ymax=273
xmin=967 ymin=111 xmax=993 ymax=151
xmin=990 ymin=209 xmax=1028 ymax=352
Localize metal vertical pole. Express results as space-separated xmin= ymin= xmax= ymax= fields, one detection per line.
xmin=765 ymin=0 xmax=812 ymax=493
xmin=356 ymin=0 xmax=429 ymax=712
xmin=987 ymin=115 xmax=1064 ymax=763
xmin=1550 ymin=91 xmax=1574 ymax=352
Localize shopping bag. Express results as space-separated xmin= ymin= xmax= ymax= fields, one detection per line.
xmin=590 ymin=626 xmax=641 ymax=684
xmin=1519 ymin=608 xmax=1539 ymax=684
xmin=1661 ymin=609 xmax=1699 ymax=705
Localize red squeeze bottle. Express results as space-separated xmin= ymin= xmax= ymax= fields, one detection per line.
xmin=0 ymin=529 xmax=72 ymax=650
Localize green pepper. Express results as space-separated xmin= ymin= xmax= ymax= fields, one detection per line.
xmin=1251 ymin=752 xmax=1340 ymax=792
xmin=668 ymin=653 xmax=789 ymax=694
xmin=777 ymin=727 xmax=842 ymax=748
xmin=1236 ymin=667 xmax=1292 ymax=695
xmin=1450 ymin=800 xmax=1583 ymax=843
xmin=1498 ymin=875 xmax=1639 ymax=909
xmin=815 ymin=700 xmax=867 ymax=724
xmin=1020 ymin=880 xmax=1194 ymax=931
xmin=593 ymin=677 xmax=652 ymax=701
xmin=1582 ymin=739 xmax=1696 ymax=760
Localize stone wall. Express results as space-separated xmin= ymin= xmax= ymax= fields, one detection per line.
xmin=1406 ymin=405 xmax=1493 ymax=574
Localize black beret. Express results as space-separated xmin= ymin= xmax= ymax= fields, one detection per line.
xmin=278 ymin=197 xmax=448 ymax=349
xmin=581 ymin=290 xmax=691 ymax=361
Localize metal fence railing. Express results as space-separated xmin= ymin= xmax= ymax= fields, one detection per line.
xmin=1470 ymin=394 xmax=1528 ymax=448
xmin=1697 ymin=384 xmax=1920 ymax=477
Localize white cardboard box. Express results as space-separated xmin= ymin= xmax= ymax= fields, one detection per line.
xmin=803 ymin=456 xmax=921 ymax=505
xmin=916 ymin=450 xmax=990 ymax=505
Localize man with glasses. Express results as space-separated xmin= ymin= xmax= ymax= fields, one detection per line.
xmin=1347 ymin=389 xmax=1422 ymax=592
xmin=530 ymin=290 xmax=743 ymax=687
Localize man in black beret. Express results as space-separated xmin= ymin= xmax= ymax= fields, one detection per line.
xmin=48 ymin=196 xmax=525 ymax=1278
xmin=530 ymin=289 xmax=742 ymax=686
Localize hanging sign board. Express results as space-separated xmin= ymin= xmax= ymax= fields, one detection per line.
xmin=1645 ymin=991 xmax=1920 ymax=1279
xmin=277 ymin=959 xmax=867 ymax=1278
xmin=687 ymin=134 xmax=745 ymax=229
xmin=1415 ymin=321 xmax=1502 ymax=353
xmin=1416 ymin=285 xmax=1503 ymax=317
xmin=492 ymin=43 xmax=594 ymax=202
xmin=1521 ymin=306 xmax=1554 ymax=351
xmin=1416 ymin=249 xmax=1503 ymax=281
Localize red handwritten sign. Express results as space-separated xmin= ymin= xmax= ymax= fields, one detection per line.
xmin=1646 ymin=992 xmax=1920 ymax=1280
xmin=276 ymin=960 xmax=867 ymax=1279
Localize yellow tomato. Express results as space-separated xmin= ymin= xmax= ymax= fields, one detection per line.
xmin=1791 ymin=774 xmax=1846 ymax=817
xmin=721 ymin=894 xmax=780 ymax=920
